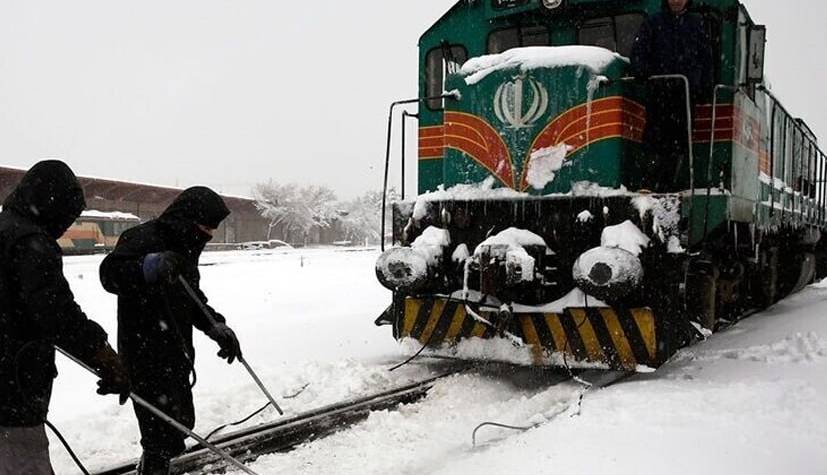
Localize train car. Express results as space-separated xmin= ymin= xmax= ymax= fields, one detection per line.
xmin=375 ymin=0 xmax=827 ymax=371
xmin=58 ymin=210 xmax=141 ymax=253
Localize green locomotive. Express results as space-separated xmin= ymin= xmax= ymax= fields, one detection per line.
xmin=375 ymin=0 xmax=827 ymax=371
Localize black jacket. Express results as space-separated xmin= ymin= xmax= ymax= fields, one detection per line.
xmin=630 ymin=0 xmax=714 ymax=102
xmin=0 ymin=161 xmax=109 ymax=426
xmin=99 ymin=187 xmax=229 ymax=385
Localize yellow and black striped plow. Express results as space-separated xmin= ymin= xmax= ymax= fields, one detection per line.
xmin=397 ymin=297 xmax=658 ymax=371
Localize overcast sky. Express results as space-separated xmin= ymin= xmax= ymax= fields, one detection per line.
xmin=0 ymin=0 xmax=824 ymax=199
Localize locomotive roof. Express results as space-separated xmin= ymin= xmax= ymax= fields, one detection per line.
xmin=420 ymin=0 xmax=752 ymax=45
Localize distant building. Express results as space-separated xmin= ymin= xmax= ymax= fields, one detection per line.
xmin=0 ymin=165 xmax=268 ymax=243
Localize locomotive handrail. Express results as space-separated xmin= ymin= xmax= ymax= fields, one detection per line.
xmin=400 ymin=110 xmax=420 ymax=201
xmin=702 ymin=84 xmax=739 ymax=241
xmin=381 ymin=92 xmax=459 ymax=251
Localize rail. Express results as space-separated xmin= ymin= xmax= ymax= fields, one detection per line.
xmin=94 ymin=368 xmax=466 ymax=474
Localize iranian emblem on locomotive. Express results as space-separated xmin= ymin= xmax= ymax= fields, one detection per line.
xmin=493 ymin=73 xmax=549 ymax=129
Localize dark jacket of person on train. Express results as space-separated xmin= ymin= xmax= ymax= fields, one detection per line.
xmin=0 ymin=160 xmax=129 ymax=475
xmin=99 ymin=186 xmax=240 ymax=475
xmin=630 ymin=0 xmax=715 ymax=191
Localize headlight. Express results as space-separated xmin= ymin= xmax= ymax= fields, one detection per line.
xmin=542 ymin=0 xmax=563 ymax=9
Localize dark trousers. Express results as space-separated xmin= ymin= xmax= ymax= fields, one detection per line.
xmin=0 ymin=425 xmax=54 ymax=475
xmin=132 ymin=369 xmax=194 ymax=459
xmin=640 ymin=81 xmax=694 ymax=192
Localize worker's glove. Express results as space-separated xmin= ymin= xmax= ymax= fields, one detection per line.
xmin=206 ymin=323 xmax=242 ymax=364
xmin=90 ymin=344 xmax=131 ymax=405
xmin=142 ymin=251 xmax=184 ymax=284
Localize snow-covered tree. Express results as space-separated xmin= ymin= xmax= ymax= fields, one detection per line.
xmin=337 ymin=188 xmax=398 ymax=245
xmin=253 ymin=181 xmax=338 ymax=243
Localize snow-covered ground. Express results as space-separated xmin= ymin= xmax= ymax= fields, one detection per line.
xmin=50 ymin=248 xmax=827 ymax=474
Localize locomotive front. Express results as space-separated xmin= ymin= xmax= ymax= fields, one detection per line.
xmin=375 ymin=40 xmax=691 ymax=371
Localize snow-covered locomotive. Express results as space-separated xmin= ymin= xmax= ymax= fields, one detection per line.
xmin=375 ymin=0 xmax=827 ymax=370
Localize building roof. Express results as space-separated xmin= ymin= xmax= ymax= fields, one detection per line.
xmin=0 ymin=165 xmax=257 ymax=210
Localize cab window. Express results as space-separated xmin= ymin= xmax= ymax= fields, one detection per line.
xmin=487 ymin=25 xmax=550 ymax=54
xmin=425 ymin=45 xmax=468 ymax=110
xmin=577 ymin=13 xmax=645 ymax=57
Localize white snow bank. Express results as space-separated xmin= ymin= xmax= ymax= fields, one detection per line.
xmin=678 ymin=332 xmax=827 ymax=364
xmin=461 ymin=46 xmax=627 ymax=85
xmin=601 ymin=220 xmax=650 ymax=256
xmin=525 ymin=143 xmax=573 ymax=190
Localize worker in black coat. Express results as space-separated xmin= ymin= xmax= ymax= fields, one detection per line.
xmin=100 ymin=186 xmax=241 ymax=475
xmin=0 ymin=160 xmax=129 ymax=475
xmin=630 ymin=0 xmax=714 ymax=191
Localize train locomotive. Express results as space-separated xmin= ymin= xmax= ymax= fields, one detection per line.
xmin=375 ymin=0 xmax=827 ymax=371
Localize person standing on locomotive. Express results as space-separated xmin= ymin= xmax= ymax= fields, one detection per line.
xmin=631 ymin=0 xmax=714 ymax=191
xmin=0 ymin=160 xmax=130 ymax=475
xmin=99 ymin=187 xmax=241 ymax=475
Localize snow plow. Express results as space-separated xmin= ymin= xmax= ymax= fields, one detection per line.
xmin=375 ymin=0 xmax=827 ymax=371
xmin=395 ymin=296 xmax=658 ymax=370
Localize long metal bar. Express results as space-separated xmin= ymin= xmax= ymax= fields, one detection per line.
xmin=769 ymin=100 xmax=778 ymax=219
xmin=822 ymin=150 xmax=827 ymax=224
xmin=703 ymin=84 xmax=738 ymax=241
xmin=781 ymin=116 xmax=789 ymax=221
xmin=401 ymin=109 xmax=407 ymax=202
xmin=55 ymin=346 xmax=260 ymax=475
xmin=400 ymin=111 xmax=420 ymax=202
xmin=177 ymin=275 xmax=284 ymax=416
xmin=380 ymin=93 xmax=457 ymax=251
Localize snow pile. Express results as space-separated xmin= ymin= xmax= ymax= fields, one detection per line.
xmin=601 ymin=220 xmax=650 ymax=256
xmin=461 ymin=46 xmax=626 ymax=85
xmin=512 ymin=288 xmax=608 ymax=313
xmin=632 ymin=195 xmax=684 ymax=253
xmin=433 ymin=336 xmax=535 ymax=366
xmin=474 ymin=227 xmax=546 ymax=251
xmin=410 ymin=226 xmax=451 ymax=266
xmin=474 ymin=228 xmax=547 ymax=283
xmin=525 ymin=143 xmax=573 ymax=190
xmin=679 ymin=332 xmax=827 ymax=364
xmin=451 ymin=243 xmax=470 ymax=263
xmin=570 ymin=181 xmax=630 ymax=197
xmin=412 ymin=177 xmax=529 ymax=221
xmin=577 ymin=210 xmax=594 ymax=223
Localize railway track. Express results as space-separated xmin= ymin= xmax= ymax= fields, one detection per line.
xmin=93 ymin=363 xmax=634 ymax=475
xmin=93 ymin=367 xmax=466 ymax=475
